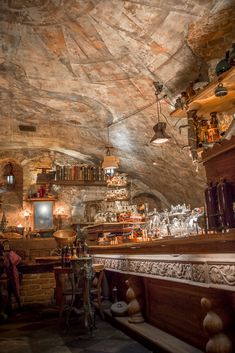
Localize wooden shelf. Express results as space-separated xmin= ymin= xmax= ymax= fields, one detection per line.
xmin=36 ymin=180 xmax=107 ymax=186
xmin=170 ymin=67 xmax=235 ymax=118
xmin=105 ymin=199 xmax=129 ymax=202
xmin=26 ymin=197 xmax=57 ymax=202
xmin=107 ymin=183 xmax=128 ymax=188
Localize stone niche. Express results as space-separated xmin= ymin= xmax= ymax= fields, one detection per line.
xmin=0 ymin=150 xmax=107 ymax=231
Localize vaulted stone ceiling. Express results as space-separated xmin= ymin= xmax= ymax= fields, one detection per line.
xmin=0 ymin=0 xmax=233 ymax=207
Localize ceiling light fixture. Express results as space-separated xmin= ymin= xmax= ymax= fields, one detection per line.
xmin=150 ymin=82 xmax=171 ymax=145
xmin=102 ymin=126 xmax=120 ymax=176
xmin=214 ymin=82 xmax=228 ymax=97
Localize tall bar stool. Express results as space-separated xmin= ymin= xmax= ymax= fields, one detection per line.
xmin=68 ymin=257 xmax=94 ymax=331
xmin=54 ymin=258 xmax=97 ymax=333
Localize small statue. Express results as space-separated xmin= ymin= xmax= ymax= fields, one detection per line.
xmin=207 ymin=112 xmax=220 ymax=143
xmin=186 ymin=81 xmax=196 ymax=100
xmin=174 ymin=97 xmax=184 ymax=110
xmin=180 ymin=91 xmax=189 ymax=109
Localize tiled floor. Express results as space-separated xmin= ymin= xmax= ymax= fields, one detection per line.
xmin=0 ymin=308 xmax=152 ymax=353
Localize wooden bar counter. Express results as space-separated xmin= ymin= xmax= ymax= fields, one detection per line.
xmin=89 ymin=230 xmax=235 ymax=254
xmin=89 ymin=230 xmax=235 ymax=352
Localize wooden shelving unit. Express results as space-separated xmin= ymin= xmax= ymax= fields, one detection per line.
xmin=26 ymin=197 xmax=57 ymax=202
xmin=36 ymin=180 xmax=107 ymax=186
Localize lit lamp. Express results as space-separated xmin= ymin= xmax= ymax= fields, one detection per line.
xmin=150 ymin=82 xmax=171 ymax=145
xmin=102 ymin=148 xmax=120 ymax=176
xmin=4 ymin=162 xmax=15 ymax=187
xmin=102 ymin=126 xmax=120 ymax=176
xmin=150 ymin=122 xmax=171 ymax=145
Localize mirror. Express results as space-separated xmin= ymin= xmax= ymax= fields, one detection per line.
xmin=33 ymin=201 xmax=54 ymax=231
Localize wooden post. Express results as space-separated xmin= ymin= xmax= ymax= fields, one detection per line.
xmin=125 ymin=279 xmax=144 ymax=324
xmin=201 ymin=297 xmax=233 ymax=353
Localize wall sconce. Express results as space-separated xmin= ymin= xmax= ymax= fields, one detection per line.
xmin=150 ymin=82 xmax=171 ymax=145
xmin=20 ymin=208 xmax=32 ymax=230
xmin=54 ymin=206 xmax=67 ymax=230
xmin=4 ymin=162 xmax=15 ymax=187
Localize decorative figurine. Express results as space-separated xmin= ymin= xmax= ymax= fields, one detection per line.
xmin=125 ymin=279 xmax=144 ymax=323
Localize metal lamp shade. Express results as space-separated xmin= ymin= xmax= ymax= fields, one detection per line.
xmin=214 ymin=83 xmax=228 ymax=97
xmin=102 ymin=155 xmax=120 ymax=170
xmin=150 ymin=122 xmax=171 ymax=144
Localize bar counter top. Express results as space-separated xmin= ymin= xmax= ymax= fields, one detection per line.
xmin=89 ymin=230 xmax=235 ymax=255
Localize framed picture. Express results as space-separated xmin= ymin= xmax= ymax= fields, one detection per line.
xmin=33 ymin=200 xmax=54 ymax=231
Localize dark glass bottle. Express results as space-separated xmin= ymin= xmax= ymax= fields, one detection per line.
xmin=98 ymin=167 xmax=102 ymax=181
xmin=204 ymin=182 xmax=220 ymax=230
xmin=93 ymin=167 xmax=98 ymax=181
xmin=61 ymin=246 xmax=66 ymax=267
xmin=64 ymin=245 xmax=71 ymax=267
xmin=56 ymin=165 xmax=61 ymax=181
xmin=217 ymin=179 xmax=235 ymax=229
xmin=83 ymin=166 xmax=88 ymax=181
xmin=215 ymin=51 xmax=230 ymax=76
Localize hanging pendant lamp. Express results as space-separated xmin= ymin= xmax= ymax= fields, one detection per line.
xmin=102 ymin=126 xmax=120 ymax=175
xmin=150 ymin=122 xmax=171 ymax=144
xmin=150 ymin=82 xmax=171 ymax=145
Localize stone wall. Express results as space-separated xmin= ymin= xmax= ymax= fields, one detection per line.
xmin=187 ymin=6 xmax=235 ymax=79
xmin=0 ymin=149 xmax=107 ymax=229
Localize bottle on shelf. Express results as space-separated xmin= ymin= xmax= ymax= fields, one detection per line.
xmin=61 ymin=246 xmax=66 ymax=267
xmin=217 ymin=178 xmax=235 ymax=230
xmin=64 ymin=245 xmax=71 ymax=267
xmin=204 ymin=182 xmax=220 ymax=230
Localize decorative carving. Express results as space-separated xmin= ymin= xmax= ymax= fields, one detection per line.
xmin=94 ymin=256 xmax=235 ymax=289
xmin=192 ymin=264 xmax=206 ymax=283
xmin=209 ymin=265 xmax=235 ymax=286
xmin=201 ymin=297 xmax=233 ymax=353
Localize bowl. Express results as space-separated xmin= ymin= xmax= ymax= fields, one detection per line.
xmin=53 ymin=229 xmax=76 ymax=247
